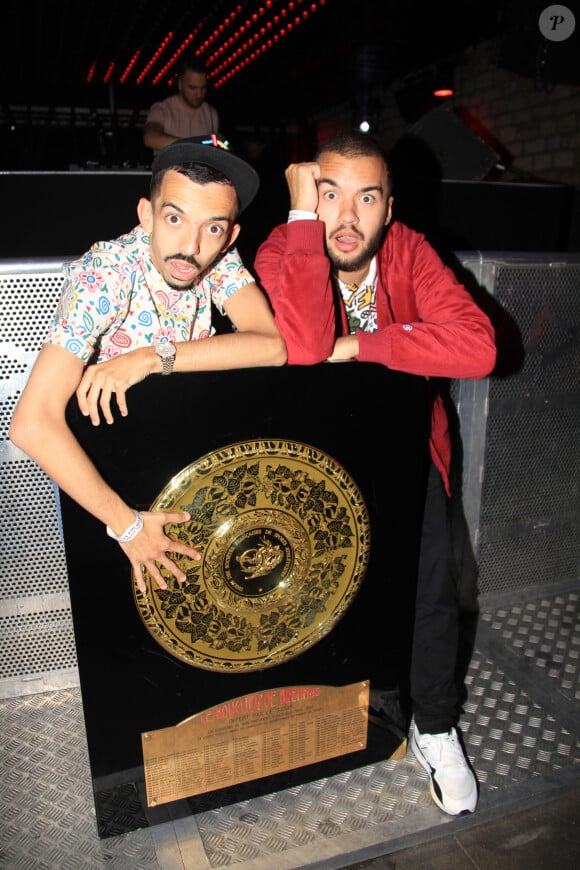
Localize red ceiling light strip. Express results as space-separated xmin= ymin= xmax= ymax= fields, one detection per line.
xmin=86 ymin=61 xmax=97 ymax=84
xmin=120 ymin=50 xmax=142 ymax=84
xmin=95 ymin=0 xmax=326 ymax=89
xmin=152 ymin=23 xmax=205 ymax=85
xmin=197 ymin=4 xmax=244 ymax=55
xmin=103 ymin=61 xmax=116 ymax=85
xmin=202 ymin=0 xmax=316 ymax=67
xmin=209 ymin=1 xmax=324 ymax=88
xmin=201 ymin=2 xmax=275 ymax=65
xmin=135 ymin=32 xmax=174 ymax=84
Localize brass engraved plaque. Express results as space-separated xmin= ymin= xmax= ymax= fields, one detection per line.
xmin=134 ymin=439 xmax=371 ymax=672
xmin=142 ymin=682 xmax=372 ymax=807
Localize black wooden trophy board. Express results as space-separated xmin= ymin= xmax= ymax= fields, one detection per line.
xmin=60 ymin=363 xmax=430 ymax=837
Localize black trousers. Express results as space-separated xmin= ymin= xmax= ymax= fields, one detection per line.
xmin=410 ymin=460 xmax=460 ymax=734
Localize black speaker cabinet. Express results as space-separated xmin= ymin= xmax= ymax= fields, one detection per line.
xmin=410 ymin=106 xmax=501 ymax=181
xmin=0 ymin=171 xmax=150 ymax=259
xmin=61 ymin=363 xmax=429 ymax=837
xmin=450 ymin=252 xmax=580 ymax=600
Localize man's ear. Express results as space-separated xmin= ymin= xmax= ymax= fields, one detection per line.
xmin=224 ymin=222 xmax=241 ymax=251
xmin=384 ymin=195 xmax=394 ymax=227
xmin=137 ymin=197 xmax=153 ymax=232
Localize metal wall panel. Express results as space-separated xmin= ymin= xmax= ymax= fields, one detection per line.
xmin=0 ymin=260 xmax=78 ymax=698
xmin=453 ymin=252 xmax=580 ymax=599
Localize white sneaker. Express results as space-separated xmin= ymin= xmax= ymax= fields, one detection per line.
xmin=409 ymin=720 xmax=478 ymax=815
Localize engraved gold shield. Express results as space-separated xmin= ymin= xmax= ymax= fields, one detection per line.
xmin=133 ymin=439 xmax=370 ymax=672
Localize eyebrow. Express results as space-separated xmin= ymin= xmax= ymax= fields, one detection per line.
xmin=160 ymin=200 xmax=233 ymax=222
xmin=160 ymin=200 xmax=185 ymax=213
xmin=316 ymin=177 xmax=385 ymax=195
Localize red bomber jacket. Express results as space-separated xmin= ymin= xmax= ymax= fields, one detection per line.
xmin=254 ymin=219 xmax=497 ymax=496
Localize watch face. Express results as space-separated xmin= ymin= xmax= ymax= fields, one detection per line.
xmin=157 ymin=342 xmax=176 ymax=358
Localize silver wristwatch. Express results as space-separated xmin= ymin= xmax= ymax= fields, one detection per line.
xmin=154 ymin=341 xmax=176 ymax=375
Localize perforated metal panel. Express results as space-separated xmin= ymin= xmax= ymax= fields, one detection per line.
xmin=453 ymin=253 xmax=580 ymax=598
xmin=0 ymin=259 xmax=78 ymax=698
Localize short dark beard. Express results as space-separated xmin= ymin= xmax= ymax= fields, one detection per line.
xmin=166 ymin=278 xmax=192 ymax=291
xmin=328 ymin=224 xmax=387 ymax=274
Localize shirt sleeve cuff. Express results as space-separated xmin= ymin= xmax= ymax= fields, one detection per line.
xmin=288 ymin=210 xmax=318 ymax=223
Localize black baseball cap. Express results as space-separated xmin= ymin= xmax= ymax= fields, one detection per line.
xmin=151 ymin=134 xmax=259 ymax=212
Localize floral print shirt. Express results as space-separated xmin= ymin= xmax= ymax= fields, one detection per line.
xmin=44 ymin=225 xmax=254 ymax=363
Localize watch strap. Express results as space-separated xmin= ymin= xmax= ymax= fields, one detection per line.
xmin=161 ymin=353 xmax=174 ymax=375
xmin=155 ymin=342 xmax=176 ymax=375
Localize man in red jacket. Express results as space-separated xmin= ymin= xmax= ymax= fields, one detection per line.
xmin=254 ymin=129 xmax=496 ymax=816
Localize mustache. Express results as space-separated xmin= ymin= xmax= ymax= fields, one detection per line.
xmin=164 ymin=253 xmax=202 ymax=270
xmin=330 ymin=225 xmax=364 ymax=240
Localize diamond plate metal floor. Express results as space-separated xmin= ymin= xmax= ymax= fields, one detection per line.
xmin=2 ymin=584 xmax=579 ymax=870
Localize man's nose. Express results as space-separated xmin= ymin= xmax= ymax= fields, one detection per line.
xmin=180 ymin=227 xmax=201 ymax=256
xmin=338 ymin=200 xmax=359 ymax=224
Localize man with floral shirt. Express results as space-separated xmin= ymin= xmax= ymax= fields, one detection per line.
xmin=10 ymin=136 xmax=286 ymax=592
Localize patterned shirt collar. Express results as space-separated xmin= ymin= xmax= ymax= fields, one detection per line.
xmin=337 ymin=257 xmax=378 ymax=334
xmin=337 ymin=257 xmax=377 ymax=294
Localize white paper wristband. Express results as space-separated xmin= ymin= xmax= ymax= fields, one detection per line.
xmin=106 ymin=510 xmax=144 ymax=543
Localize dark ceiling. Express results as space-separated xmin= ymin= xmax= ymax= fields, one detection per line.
xmin=2 ymin=0 xmax=578 ymax=171
xmin=4 ymin=0 xmax=507 ymax=122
